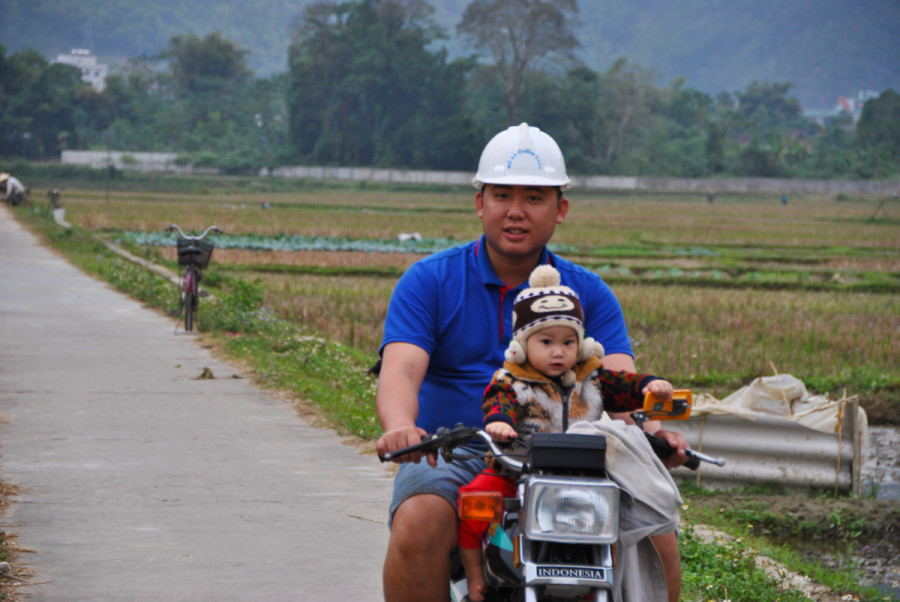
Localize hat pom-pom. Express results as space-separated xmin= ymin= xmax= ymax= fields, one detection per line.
xmin=529 ymin=264 xmax=560 ymax=288
xmin=561 ymin=369 xmax=576 ymax=387
xmin=505 ymin=340 xmax=527 ymax=364
xmin=578 ymin=337 xmax=604 ymax=363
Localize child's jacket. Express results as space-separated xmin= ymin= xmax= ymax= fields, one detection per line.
xmin=482 ymin=354 xmax=658 ymax=439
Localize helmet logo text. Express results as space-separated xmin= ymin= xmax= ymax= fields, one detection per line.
xmin=507 ymin=148 xmax=543 ymax=170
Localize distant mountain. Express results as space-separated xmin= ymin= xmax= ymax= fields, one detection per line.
xmin=570 ymin=0 xmax=900 ymax=109
xmin=3 ymin=0 xmax=898 ymax=108
xmin=1 ymin=0 xmax=304 ymax=74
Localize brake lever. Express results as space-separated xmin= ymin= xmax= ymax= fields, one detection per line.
xmin=378 ymin=425 xmax=479 ymax=463
xmin=644 ymin=432 xmax=725 ymax=470
xmin=378 ymin=435 xmax=439 ymax=463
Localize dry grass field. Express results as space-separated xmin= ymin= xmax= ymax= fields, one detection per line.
xmin=54 ymin=183 xmax=900 ymax=423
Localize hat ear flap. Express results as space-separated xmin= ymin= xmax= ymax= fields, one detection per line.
xmin=505 ymin=340 xmax=527 ymax=364
xmin=578 ymin=337 xmax=604 ymax=363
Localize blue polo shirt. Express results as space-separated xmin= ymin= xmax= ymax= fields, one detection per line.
xmin=380 ymin=236 xmax=633 ymax=433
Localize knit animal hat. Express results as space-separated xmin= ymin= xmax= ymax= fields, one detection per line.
xmin=505 ymin=265 xmax=603 ymax=366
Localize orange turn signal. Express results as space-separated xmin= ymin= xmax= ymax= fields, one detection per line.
xmin=643 ymin=389 xmax=693 ymax=420
xmin=459 ymin=491 xmax=504 ymax=522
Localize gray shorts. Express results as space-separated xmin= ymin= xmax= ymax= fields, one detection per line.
xmin=388 ymin=445 xmax=487 ymax=528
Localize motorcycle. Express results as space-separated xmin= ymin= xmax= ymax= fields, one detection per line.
xmin=380 ymin=391 xmax=724 ymax=602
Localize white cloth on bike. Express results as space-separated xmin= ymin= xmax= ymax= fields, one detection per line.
xmin=568 ymin=414 xmax=682 ymax=602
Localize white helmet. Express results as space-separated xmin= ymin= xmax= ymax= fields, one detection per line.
xmin=472 ymin=123 xmax=570 ymax=190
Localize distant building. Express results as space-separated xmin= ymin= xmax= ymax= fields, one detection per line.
xmin=804 ymin=89 xmax=881 ymax=127
xmin=54 ymin=49 xmax=108 ymax=91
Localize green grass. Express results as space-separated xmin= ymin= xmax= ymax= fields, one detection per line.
xmin=223 ymin=330 xmax=381 ymax=439
xmin=679 ymin=484 xmax=892 ymax=601
xmin=679 ymin=524 xmax=813 ymax=602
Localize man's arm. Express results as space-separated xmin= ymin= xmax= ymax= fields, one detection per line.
xmin=375 ymin=342 xmax=435 ymax=465
xmin=602 ymin=353 xmax=690 ymax=468
xmin=599 ymin=352 xmax=636 ymax=374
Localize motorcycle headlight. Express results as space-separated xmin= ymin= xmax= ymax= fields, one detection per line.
xmin=523 ymin=476 xmax=619 ymax=543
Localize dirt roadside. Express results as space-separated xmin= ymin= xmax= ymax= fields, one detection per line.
xmin=683 ymin=424 xmax=900 ymax=597
xmin=689 ymin=493 xmax=900 ymax=596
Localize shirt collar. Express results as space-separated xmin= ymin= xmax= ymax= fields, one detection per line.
xmin=475 ymin=235 xmax=552 ymax=289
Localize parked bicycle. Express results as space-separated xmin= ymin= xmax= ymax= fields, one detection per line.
xmin=166 ymin=224 xmax=222 ymax=332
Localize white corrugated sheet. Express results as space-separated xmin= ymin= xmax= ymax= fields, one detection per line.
xmin=668 ymin=374 xmax=867 ymax=493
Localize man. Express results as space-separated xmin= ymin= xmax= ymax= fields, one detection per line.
xmin=0 ymin=173 xmax=27 ymax=206
xmin=375 ymin=123 xmax=689 ymax=601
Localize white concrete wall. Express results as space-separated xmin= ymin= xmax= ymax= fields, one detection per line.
xmin=62 ymin=150 xmax=898 ymax=195
xmin=61 ymin=150 xmax=217 ymax=174
xmin=269 ymin=165 xmax=473 ymax=187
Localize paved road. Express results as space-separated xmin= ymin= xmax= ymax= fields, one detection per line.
xmin=0 ymin=205 xmax=394 ymax=600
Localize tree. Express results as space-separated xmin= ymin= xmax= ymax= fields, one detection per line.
xmin=287 ymin=0 xmax=477 ymax=169
xmin=722 ymin=81 xmax=820 ymax=177
xmin=457 ymin=0 xmax=579 ymax=126
xmin=0 ymin=46 xmax=46 ymax=157
xmin=659 ymin=81 xmax=725 ymax=176
xmin=0 ymin=46 xmax=90 ymax=158
xmin=595 ymin=58 xmax=659 ymax=165
xmin=165 ymin=32 xmax=253 ymax=96
xmin=664 ymin=80 xmax=713 ymax=132
xmin=735 ymin=81 xmax=812 ymax=140
xmin=545 ymin=67 xmax=603 ymax=170
xmin=799 ymin=119 xmax=864 ymax=179
xmin=856 ymin=89 xmax=900 ymax=169
xmin=705 ymin=120 xmax=727 ymax=175
xmin=515 ymin=66 xmax=603 ymax=173
xmin=99 ymin=61 xmax=167 ymax=150
xmin=27 ymin=63 xmax=87 ymax=156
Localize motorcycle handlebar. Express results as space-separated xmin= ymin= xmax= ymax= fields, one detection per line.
xmin=379 ymin=425 xmax=724 ymax=471
xmin=642 ymin=432 xmax=729 ymax=469
xmin=377 ymin=434 xmax=447 ymax=462
xmin=378 ymin=426 xmax=525 ymax=471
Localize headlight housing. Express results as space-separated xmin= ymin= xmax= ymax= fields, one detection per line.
xmin=523 ymin=476 xmax=619 ymax=543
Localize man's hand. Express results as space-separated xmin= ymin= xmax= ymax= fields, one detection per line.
xmin=653 ymin=428 xmax=691 ymax=469
xmin=376 ymin=425 xmax=434 ymax=466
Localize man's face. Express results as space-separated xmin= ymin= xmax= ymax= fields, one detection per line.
xmin=476 ymin=184 xmax=569 ymax=263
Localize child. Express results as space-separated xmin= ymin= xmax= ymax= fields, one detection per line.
xmin=458 ymin=265 xmax=674 ymax=602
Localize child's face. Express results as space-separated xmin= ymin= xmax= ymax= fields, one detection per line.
xmin=525 ymin=325 xmax=579 ymax=378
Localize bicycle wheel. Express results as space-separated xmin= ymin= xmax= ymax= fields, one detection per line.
xmin=184 ymin=291 xmax=195 ymax=331
xmin=183 ymin=267 xmax=197 ymax=331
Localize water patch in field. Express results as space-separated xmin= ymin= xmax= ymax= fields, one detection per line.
xmin=120 ymin=231 xmax=576 ymax=255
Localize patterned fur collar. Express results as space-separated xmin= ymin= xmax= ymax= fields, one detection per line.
xmin=502 ymin=353 xmax=604 ymax=385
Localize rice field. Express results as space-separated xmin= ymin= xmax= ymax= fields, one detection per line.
xmin=52 ymin=182 xmax=900 ymax=422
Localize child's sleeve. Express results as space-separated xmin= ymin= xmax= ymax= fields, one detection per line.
xmin=594 ymin=369 xmax=661 ymax=412
xmin=481 ymin=373 xmax=518 ymax=429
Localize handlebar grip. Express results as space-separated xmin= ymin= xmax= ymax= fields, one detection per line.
xmin=682 ymin=454 xmax=701 ymax=471
xmin=644 ymin=432 xmax=700 ymax=471
xmin=378 ymin=436 xmax=437 ymax=463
